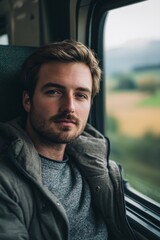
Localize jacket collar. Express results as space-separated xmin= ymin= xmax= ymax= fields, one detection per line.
xmin=0 ymin=117 xmax=110 ymax=181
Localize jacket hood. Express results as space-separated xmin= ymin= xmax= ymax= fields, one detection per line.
xmin=67 ymin=123 xmax=110 ymax=177
xmin=0 ymin=117 xmax=41 ymax=182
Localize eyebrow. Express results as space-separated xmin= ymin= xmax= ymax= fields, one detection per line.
xmin=41 ymin=82 xmax=91 ymax=95
xmin=41 ymin=83 xmax=65 ymax=91
xmin=76 ymin=87 xmax=91 ymax=95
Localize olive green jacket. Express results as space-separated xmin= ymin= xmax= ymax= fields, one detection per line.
xmin=0 ymin=118 xmax=136 ymax=240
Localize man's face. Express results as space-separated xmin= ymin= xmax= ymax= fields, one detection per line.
xmin=23 ymin=62 xmax=92 ymax=144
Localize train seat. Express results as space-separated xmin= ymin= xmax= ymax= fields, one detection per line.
xmin=0 ymin=45 xmax=36 ymax=122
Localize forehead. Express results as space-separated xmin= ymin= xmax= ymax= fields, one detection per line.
xmin=37 ymin=61 xmax=92 ymax=90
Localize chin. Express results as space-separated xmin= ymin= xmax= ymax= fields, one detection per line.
xmin=54 ymin=130 xmax=81 ymax=143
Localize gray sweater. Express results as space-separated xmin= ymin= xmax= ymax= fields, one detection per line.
xmin=41 ymin=155 xmax=108 ymax=239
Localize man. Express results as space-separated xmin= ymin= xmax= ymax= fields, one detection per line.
xmin=0 ymin=40 xmax=135 ymax=240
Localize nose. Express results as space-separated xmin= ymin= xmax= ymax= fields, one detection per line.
xmin=60 ymin=93 xmax=75 ymax=114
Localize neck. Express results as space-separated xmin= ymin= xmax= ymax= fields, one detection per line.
xmin=36 ymin=143 xmax=66 ymax=161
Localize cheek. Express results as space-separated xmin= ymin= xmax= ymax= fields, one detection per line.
xmin=32 ymin=98 xmax=59 ymax=116
xmin=78 ymin=103 xmax=91 ymax=119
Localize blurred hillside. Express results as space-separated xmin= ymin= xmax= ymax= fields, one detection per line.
xmin=104 ymin=40 xmax=160 ymax=76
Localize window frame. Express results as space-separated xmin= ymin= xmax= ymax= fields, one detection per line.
xmin=125 ymin=184 xmax=160 ymax=240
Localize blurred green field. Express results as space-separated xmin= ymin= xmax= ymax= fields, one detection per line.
xmin=105 ymin=68 xmax=160 ymax=203
xmin=108 ymin=132 xmax=160 ymax=203
xmin=118 ymin=155 xmax=159 ymax=202
xmin=138 ymin=91 xmax=160 ymax=107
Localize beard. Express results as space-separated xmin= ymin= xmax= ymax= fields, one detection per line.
xmin=28 ymin=110 xmax=87 ymax=145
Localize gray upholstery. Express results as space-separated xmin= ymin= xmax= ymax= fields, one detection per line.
xmin=0 ymin=45 xmax=36 ymax=122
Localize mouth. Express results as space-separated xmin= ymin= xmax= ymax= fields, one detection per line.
xmin=50 ymin=113 xmax=79 ymax=127
xmin=54 ymin=118 xmax=77 ymax=126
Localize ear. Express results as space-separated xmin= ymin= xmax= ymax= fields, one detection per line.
xmin=22 ymin=91 xmax=31 ymax=113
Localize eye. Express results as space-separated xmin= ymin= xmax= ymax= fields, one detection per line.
xmin=45 ymin=89 xmax=62 ymax=96
xmin=75 ymin=92 xmax=88 ymax=100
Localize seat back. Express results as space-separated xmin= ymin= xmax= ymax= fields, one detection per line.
xmin=0 ymin=45 xmax=36 ymax=122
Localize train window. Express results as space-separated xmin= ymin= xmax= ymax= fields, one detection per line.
xmin=0 ymin=34 xmax=8 ymax=45
xmin=0 ymin=14 xmax=9 ymax=45
xmin=104 ymin=0 xmax=160 ymax=203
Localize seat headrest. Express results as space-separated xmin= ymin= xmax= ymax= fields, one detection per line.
xmin=0 ymin=45 xmax=36 ymax=122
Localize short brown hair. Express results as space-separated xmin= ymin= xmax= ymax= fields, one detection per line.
xmin=21 ymin=40 xmax=101 ymax=99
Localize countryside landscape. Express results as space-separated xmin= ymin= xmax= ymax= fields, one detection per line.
xmin=105 ymin=40 xmax=160 ymax=202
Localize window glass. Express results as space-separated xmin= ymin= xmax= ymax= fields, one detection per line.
xmin=104 ymin=0 xmax=160 ymax=203
xmin=0 ymin=34 xmax=9 ymax=45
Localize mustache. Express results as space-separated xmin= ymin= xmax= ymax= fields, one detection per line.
xmin=50 ymin=113 xmax=79 ymax=124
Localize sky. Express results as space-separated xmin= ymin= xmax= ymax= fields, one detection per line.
xmin=104 ymin=0 xmax=160 ymax=49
